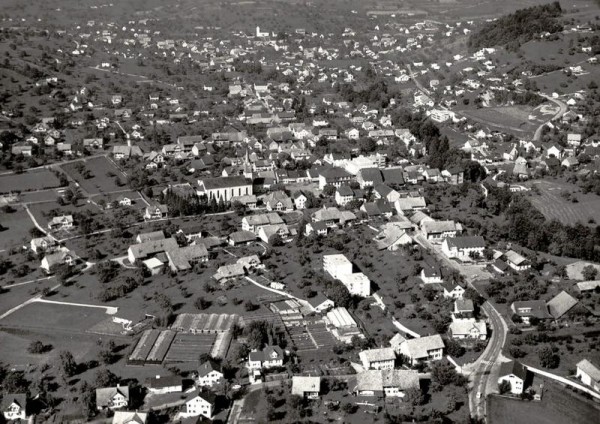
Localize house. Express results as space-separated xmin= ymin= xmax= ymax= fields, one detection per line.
xmin=83 ymin=138 xmax=104 ymax=149
xmin=293 ymin=192 xmax=308 ymax=210
xmin=2 ymin=394 xmax=26 ymax=421
xmin=112 ymin=411 xmax=148 ymax=424
xmin=441 ymin=236 xmax=486 ymax=260
xmin=510 ymin=300 xmax=552 ymax=325
xmin=442 ymin=282 xmax=466 ymax=299
xmin=292 ymin=376 xmax=321 ymax=399
xmin=359 ymin=347 xmax=396 ymax=370
xmin=442 ymin=167 xmax=465 ymax=185
xmin=145 ymin=375 xmax=183 ymax=394
xmin=41 ymin=248 xmax=76 ymax=273
xmin=197 ymin=176 xmax=253 ymax=202
xmin=453 ymin=299 xmax=475 ymax=318
xmin=562 ymin=156 xmax=579 ymax=168
xmin=357 ymin=168 xmax=384 ymax=189
xmin=398 ymin=335 xmax=445 ymax=366
xmin=248 ymin=346 xmax=285 ymax=369
xmin=30 ymin=236 xmax=58 ymax=254
xmin=395 ymin=197 xmax=426 ymax=215
xmin=96 ymin=385 xmax=130 ymax=410
xmin=228 ymin=230 xmax=257 ymax=246
xmin=420 ymin=266 xmax=443 ymax=284
xmin=264 ymin=191 xmax=294 ymax=212
xmin=48 ymin=215 xmax=74 ymax=230
xmin=355 ymin=369 xmax=420 ymax=398
xmin=127 ymin=237 xmax=178 ymax=263
xmin=305 ymin=221 xmax=329 ymax=237
xmin=12 ymin=145 xmax=33 ymax=156
xmin=503 ymin=250 xmax=530 ymax=271
xmin=258 ymin=223 xmax=290 ymax=243
xmin=318 ymin=167 xmax=354 ymax=189
xmin=375 ymin=223 xmax=412 ymax=251
xmin=242 ymin=213 xmax=284 ymax=234
xmin=498 ymin=361 xmax=528 ymax=395
xmin=449 ymin=319 xmax=487 ymax=340
xmin=183 ymin=389 xmax=215 ymax=419
xmin=422 ymin=220 xmax=459 ymax=241
xmin=307 ymin=293 xmax=335 ymax=313
xmin=214 ymin=263 xmax=246 ymax=283
xmin=576 ymin=359 xmax=600 ymax=392
xmin=197 ymin=360 xmax=223 ymax=387
xmin=143 ymin=204 xmax=168 ymax=221
xmin=546 ymin=144 xmax=563 ymax=159
xmin=335 ymin=185 xmax=357 ymax=206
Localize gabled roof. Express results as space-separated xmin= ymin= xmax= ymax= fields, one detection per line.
xmin=96 ymin=386 xmax=130 ymax=407
xmin=291 ymin=376 xmax=321 ymax=395
xmin=112 ymin=411 xmax=148 ymax=424
xmin=546 ymin=291 xmax=579 ymax=319
xmin=198 ymin=360 xmax=222 ymax=377
xmin=444 ymin=236 xmax=485 ymax=249
xmin=359 ymin=347 xmax=396 ymax=363
xmin=499 ymin=360 xmax=528 ymax=381
xmin=185 ymin=388 xmax=216 ymax=405
xmin=0 ymin=393 xmax=26 ymax=411
xmin=576 ymin=359 xmax=600 ymax=381
xmin=401 ymin=335 xmax=445 ymax=359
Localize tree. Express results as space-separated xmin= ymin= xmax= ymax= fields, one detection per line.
xmin=322 ymin=184 xmax=336 ymax=196
xmin=404 ymin=387 xmax=425 ymax=406
xmin=27 ymin=340 xmax=51 ymax=354
xmin=59 ymin=350 xmax=78 ymax=377
xmin=195 ymin=296 xmax=211 ymax=310
xmin=342 ymin=402 xmax=358 ymax=414
xmin=431 ymin=361 xmax=465 ymax=391
xmin=269 ymin=234 xmax=284 ymax=247
xmin=582 ymin=265 xmax=598 ymax=281
xmin=445 ymin=339 xmax=466 ymax=357
xmin=94 ymin=368 xmax=119 ymax=387
xmin=538 ymin=346 xmax=560 ymax=369
xmin=2 ymin=371 xmax=29 ymax=393
xmin=358 ymin=137 xmax=376 ymax=153
xmin=498 ymin=380 xmax=511 ymax=394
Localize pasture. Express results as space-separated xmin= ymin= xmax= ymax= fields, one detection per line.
xmin=0 ymin=169 xmax=62 ymax=193
xmin=526 ymin=180 xmax=600 ymax=225
xmin=488 ymin=380 xmax=600 ymax=424
xmin=61 ymin=156 xmax=126 ymax=195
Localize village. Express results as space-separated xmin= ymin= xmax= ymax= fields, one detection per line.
xmin=0 ymin=0 xmax=600 ymax=423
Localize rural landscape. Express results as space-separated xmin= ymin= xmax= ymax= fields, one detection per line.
xmin=0 ymin=0 xmax=599 ymax=423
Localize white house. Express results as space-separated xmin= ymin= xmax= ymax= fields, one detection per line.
xmin=2 ymin=394 xmax=26 ymax=421
xmin=96 ymin=385 xmax=129 ymax=410
xmin=449 ymin=319 xmax=487 ymax=340
xmin=441 ymin=236 xmax=485 ymax=260
xmin=112 ymin=411 xmax=148 ymax=424
xmin=504 ymin=250 xmax=530 ymax=272
xmin=292 ymin=376 xmax=321 ymax=399
xmin=498 ymin=361 xmax=528 ymax=395
xmin=355 ymin=369 xmax=420 ymax=398
xmin=442 ymin=282 xmax=465 ymax=299
xmin=398 ymin=335 xmax=445 ymax=366
xmin=323 ymin=254 xmax=370 ymax=297
xmin=197 ymin=360 xmax=223 ymax=387
xmin=183 ymin=390 xmax=215 ymax=419
xmin=576 ymin=359 xmax=600 ymax=392
xmin=422 ymin=220 xmax=459 ymax=241
xmin=145 ymin=375 xmax=183 ymax=394
xmin=359 ymin=347 xmax=396 ymax=370
xmin=420 ymin=266 xmax=443 ymax=284
xmin=248 ymin=346 xmax=285 ymax=370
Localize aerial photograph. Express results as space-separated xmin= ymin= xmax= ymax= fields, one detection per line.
xmin=0 ymin=0 xmax=599 ymax=422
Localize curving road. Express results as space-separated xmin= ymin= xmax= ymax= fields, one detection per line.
xmin=533 ymin=94 xmax=567 ymax=142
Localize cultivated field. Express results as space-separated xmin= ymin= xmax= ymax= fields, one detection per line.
xmin=61 ymin=156 xmax=126 ymax=195
xmin=0 ymin=207 xmax=34 ymax=250
xmin=0 ymin=169 xmax=62 ymax=193
xmin=488 ymin=380 xmax=600 ymax=424
xmin=526 ymin=180 xmax=600 ymax=225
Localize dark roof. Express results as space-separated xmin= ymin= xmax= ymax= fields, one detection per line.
xmin=445 ymin=236 xmax=485 ymax=249
xmin=358 ymin=168 xmax=384 ymax=184
xmin=186 ymin=388 xmax=217 ymax=405
xmin=499 ymin=361 xmax=528 ymax=381
xmin=200 ymin=176 xmax=250 ymax=190
xmin=145 ymin=374 xmax=183 ymax=389
xmin=1 ymin=393 xmax=26 ymax=411
xmin=198 ymin=360 xmax=222 ymax=378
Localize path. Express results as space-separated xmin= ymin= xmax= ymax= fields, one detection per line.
xmin=0 ymin=283 xmax=61 ymax=321
xmin=32 ymin=298 xmax=118 ymax=315
xmin=228 ymin=380 xmax=282 ymax=424
xmin=2 ymin=275 xmax=54 ymax=289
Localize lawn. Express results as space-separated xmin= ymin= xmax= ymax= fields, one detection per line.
xmin=525 ymin=180 xmax=600 ymax=225
xmin=61 ymin=156 xmax=127 ymax=195
xmin=455 ymin=105 xmax=540 ymax=138
xmin=488 ymin=380 xmax=600 ymax=424
xmin=0 ymin=169 xmax=61 ymax=193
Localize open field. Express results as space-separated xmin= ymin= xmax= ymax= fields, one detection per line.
xmin=0 ymin=301 xmax=109 ymax=333
xmin=525 ymin=180 xmax=600 ymax=225
xmin=0 ymin=169 xmax=62 ymax=193
xmin=456 ymin=105 xmax=541 ymax=137
xmin=488 ymin=380 xmax=600 ymax=424
xmin=0 ymin=207 xmax=33 ymax=250
xmin=61 ymin=156 xmax=126 ymax=195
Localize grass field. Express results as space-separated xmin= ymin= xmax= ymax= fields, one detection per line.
xmin=456 ymin=105 xmax=541 ymax=137
xmin=0 ymin=207 xmax=34 ymax=250
xmin=61 ymin=157 xmax=126 ymax=195
xmin=526 ymin=180 xmax=600 ymax=225
xmin=488 ymin=380 xmax=600 ymax=424
xmin=0 ymin=169 xmax=61 ymax=193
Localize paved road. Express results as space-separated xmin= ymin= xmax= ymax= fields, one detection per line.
xmin=465 ymin=302 xmax=509 ymax=420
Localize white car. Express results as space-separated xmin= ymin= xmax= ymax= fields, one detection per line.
xmin=476 ymin=392 xmax=482 ymax=399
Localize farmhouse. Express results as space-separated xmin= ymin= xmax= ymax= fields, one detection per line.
xmin=242 ymin=212 xmax=284 ymax=234
xmin=359 ymin=348 xmax=396 ymax=370
xmin=441 ymin=236 xmax=485 ymax=260
xmin=30 ymin=236 xmax=58 ymax=254
xmin=96 ymin=385 xmax=129 ymax=410
xmin=397 ymin=335 xmax=445 ymax=366
xmin=2 ymin=394 xmax=26 ymax=421
xmin=422 ymin=220 xmax=460 ymax=241
xmin=145 ymin=375 xmax=183 ymax=394
xmin=48 ymin=215 xmax=74 ymax=230
xmin=510 ymin=300 xmax=552 ymax=325
xmin=498 ymin=361 xmax=528 ymax=395
xmin=503 ymin=250 xmax=530 ymax=271
xmin=354 ymin=369 xmax=420 ymax=398
xmin=576 ymin=359 xmax=600 ymax=392
xmin=292 ymin=376 xmax=321 ymax=399
xmin=546 ymin=291 xmax=588 ymax=321
xmin=449 ymin=319 xmax=487 ymax=340
xmin=197 ymin=176 xmax=253 ymax=202
xmin=41 ymin=248 xmax=76 ymax=273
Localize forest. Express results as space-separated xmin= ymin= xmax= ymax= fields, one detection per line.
xmin=468 ymin=2 xmax=563 ymax=51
